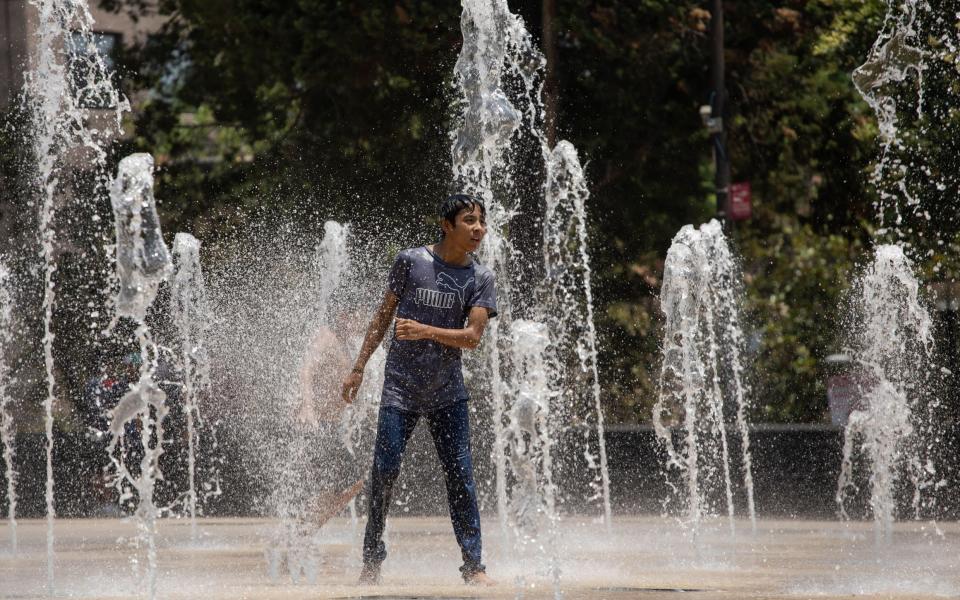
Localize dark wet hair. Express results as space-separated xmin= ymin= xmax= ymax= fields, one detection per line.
xmin=439 ymin=193 xmax=485 ymax=237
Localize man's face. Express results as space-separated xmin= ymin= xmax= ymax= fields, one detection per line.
xmin=443 ymin=204 xmax=487 ymax=252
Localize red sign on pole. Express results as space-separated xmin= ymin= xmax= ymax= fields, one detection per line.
xmin=729 ymin=182 xmax=752 ymax=221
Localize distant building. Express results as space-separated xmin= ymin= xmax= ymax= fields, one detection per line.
xmin=0 ymin=0 xmax=167 ymax=111
xmin=0 ymin=0 xmax=29 ymax=109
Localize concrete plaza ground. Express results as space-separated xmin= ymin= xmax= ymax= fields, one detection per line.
xmin=2 ymin=515 xmax=958 ymax=599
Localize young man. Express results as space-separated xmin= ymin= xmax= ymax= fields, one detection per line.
xmin=341 ymin=194 xmax=497 ymax=586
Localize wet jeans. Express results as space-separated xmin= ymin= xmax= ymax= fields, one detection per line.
xmin=362 ymin=400 xmax=484 ymax=576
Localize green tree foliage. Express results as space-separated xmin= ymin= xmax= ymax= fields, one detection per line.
xmin=97 ymin=0 xmax=959 ymax=423
xmin=555 ymin=1 xmax=715 ymax=422
xmin=722 ymin=0 xmax=885 ymax=421
xmin=554 ymin=1 xmax=893 ymax=422
xmin=105 ymin=0 xmax=464 ymax=236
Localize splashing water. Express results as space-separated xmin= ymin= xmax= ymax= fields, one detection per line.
xmin=111 ymin=156 xmax=172 ymax=323
xmin=852 ymin=2 xmax=924 ymax=147
xmin=451 ymin=0 xmax=612 ymax=551
xmin=106 ymin=153 xmax=172 ymax=600
xmin=23 ymin=0 xmax=128 ymax=590
xmin=266 ymin=221 xmax=355 ymax=581
xmin=542 ymin=140 xmax=612 ymax=527
xmin=653 ymin=220 xmax=756 ymax=537
xmin=0 ymin=261 xmax=16 ymax=554
xmin=452 ymin=0 xmax=529 ymax=539
xmin=171 ymin=233 xmax=220 ymax=540
xmin=206 ymin=220 xmax=384 ymax=581
xmin=852 ymin=0 xmax=925 ymax=235
xmin=837 ymin=245 xmax=940 ymax=543
xmin=839 ymin=0 xmax=945 ymax=543
xmin=451 ymin=0 xmax=529 ymax=194
xmin=506 ymin=319 xmax=560 ymax=595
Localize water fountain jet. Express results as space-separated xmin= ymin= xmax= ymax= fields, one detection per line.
xmin=171 ymin=232 xmax=217 ymax=540
xmin=23 ymin=0 xmax=128 ymax=589
xmin=836 ymin=244 xmax=941 ymax=543
xmin=541 ymin=140 xmax=612 ymax=526
xmin=653 ymin=220 xmax=756 ymax=537
xmin=0 ymin=261 xmax=16 ymax=554
xmin=506 ymin=319 xmax=560 ymax=596
xmin=106 ymin=153 xmax=172 ymax=600
xmin=836 ymin=0 xmax=944 ymax=543
xmin=451 ymin=1 xmax=613 ymax=551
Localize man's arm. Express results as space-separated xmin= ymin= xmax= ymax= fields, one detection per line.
xmin=394 ymin=305 xmax=490 ymax=350
xmin=341 ymin=290 xmax=399 ymax=403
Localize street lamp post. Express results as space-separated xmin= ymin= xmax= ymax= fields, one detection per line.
xmin=542 ymin=0 xmax=558 ymax=149
xmin=710 ymin=0 xmax=730 ymax=230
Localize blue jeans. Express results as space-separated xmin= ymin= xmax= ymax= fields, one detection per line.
xmin=362 ymin=401 xmax=484 ymax=576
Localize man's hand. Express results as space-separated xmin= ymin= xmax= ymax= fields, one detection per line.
xmin=341 ymin=369 xmax=363 ymax=404
xmin=393 ymin=308 xmax=490 ymax=350
xmin=395 ymin=317 xmax=429 ymax=341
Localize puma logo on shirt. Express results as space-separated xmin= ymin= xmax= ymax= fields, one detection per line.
xmin=415 ymin=287 xmax=456 ymax=309
xmin=414 ymin=273 xmax=476 ymax=309
xmin=437 ymin=273 xmax=474 ymax=306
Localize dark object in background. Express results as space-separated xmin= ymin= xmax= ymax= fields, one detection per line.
xmin=5 ymin=424 xmax=959 ymax=520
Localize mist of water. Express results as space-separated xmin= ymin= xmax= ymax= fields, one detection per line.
xmin=653 ymin=220 xmax=756 ymax=537
xmin=205 ymin=220 xmax=386 ymax=582
xmin=0 ymin=261 xmax=16 ymax=554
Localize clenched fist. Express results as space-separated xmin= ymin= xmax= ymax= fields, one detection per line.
xmin=341 ymin=369 xmax=363 ymax=404
xmin=395 ymin=317 xmax=429 ymax=341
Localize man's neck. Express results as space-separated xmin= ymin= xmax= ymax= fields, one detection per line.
xmin=431 ymin=239 xmax=471 ymax=266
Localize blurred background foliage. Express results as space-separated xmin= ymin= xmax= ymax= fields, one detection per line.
xmin=7 ymin=0 xmax=960 ymax=424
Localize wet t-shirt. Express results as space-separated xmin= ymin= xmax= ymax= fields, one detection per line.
xmin=382 ymin=246 xmax=497 ymax=413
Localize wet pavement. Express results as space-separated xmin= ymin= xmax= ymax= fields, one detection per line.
xmin=2 ymin=516 xmax=958 ymax=599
